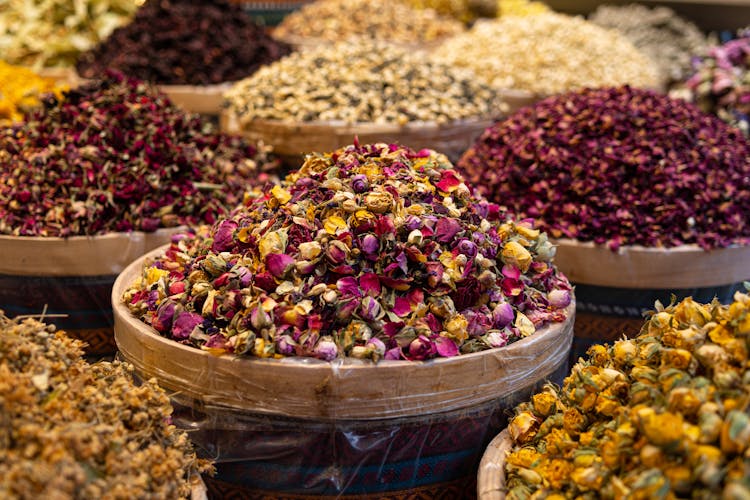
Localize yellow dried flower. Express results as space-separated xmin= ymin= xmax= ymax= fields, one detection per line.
xmin=532 ymin=392 xmax=557 ymax=417
xmin=509 ymin=411 xmax=541 ymax=445
xmin=502 ymin=240 xmax=532 ymax=272
xmin=0 ymin=61 xmax=65 ymax=123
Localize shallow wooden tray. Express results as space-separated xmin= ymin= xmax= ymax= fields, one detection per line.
xmin=477 ymin=429 xmax=511 ymax=500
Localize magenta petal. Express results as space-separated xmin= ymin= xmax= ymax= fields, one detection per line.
xmin=172 ymin=312 xmax=203 ymax=339
xmin=501 ymin=264 xmax=521 ymax=280
xmin=383 ymin=321 xmax=405 ymax=338
xmin=393 ymin=297 xmax=412 ymax=317
xmin=212 ymin=220 xmax=238 ymax=252
xmin=336 ymin=276 xmax=360 ymax=297
xmin=359 ymin=272 xmax=381 ymax=296
xmin=385 ymin=347 xmax=403 ymax=360
xmin=435 ymin=217 xmax=461 ymax=243
xmin=435 ymin=170 xmax=462 ymax=192
xmin=435 ymin=336 xmax=459 ymax=357
xmin=266 ymin=253 xmax=295 ymax=278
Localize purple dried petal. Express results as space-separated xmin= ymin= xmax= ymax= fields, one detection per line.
xmin=172 ymin=312 xmax=204 ymax=339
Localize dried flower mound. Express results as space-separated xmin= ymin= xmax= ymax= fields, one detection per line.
xmin=224 ymin=40 xmax=499 ymax=126
xmin=0 ymin=61 xmax=65 ymax=124
xmin=0 ymin=313 xmax=211 ymax=499
xmin=458 ymin=86 xmax=750 ymax=250
xmin=0 ymin=71 xmax=278 ymax=237
xmin=671 ymin=34 xmax=750 ymax=136
xmin=589 ymin=4 xmax=708 ymax=86
xmin=504 ymin=292 xmax=750 ymax=499
xmin=274 ymin=0 xmax=464 ymax=45
xmin=124 ymin=142 xmax=571 ymax=362
xmin=0 ymin=0 xmax=137 ymax=68
xmin=496 ymin=0 xmax=548 ymax=17
xmin=76 ymin=0 xmax=291 ymax=86
xmin=434 ymin=12 xmax=659 ymax=95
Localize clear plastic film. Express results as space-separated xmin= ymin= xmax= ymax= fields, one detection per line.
xmin=113 ymin=253 xmax=575 ymax=497
xmin=0 ymin=229 xmax=180 ymax=355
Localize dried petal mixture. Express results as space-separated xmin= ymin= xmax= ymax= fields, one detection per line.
xmin=0 ymin=61 xmax=65 ymax=124
xmin=0 ymin=0 xmax=137 ymax=68
xmin=0 ymin=313 xmax=211 ymax=499
xmin=434 ymin=12 xmax=659 ymax=95
xmin=274 ymin=0 xmax=464 ymax=46
xmin=504 ymin=292 xmax=750 ymax=499
xmin=76 ymin=0 xmax=291 ymax=85
xmin=0 ymin=72 xmax=278 ymax=237
xmin=124 ymin=142 xmax=571 ymax=362
xmin=224 ymin=40 xmax=499 ymax=126
xmin=458 ymin=86 xmax=750 ymax=250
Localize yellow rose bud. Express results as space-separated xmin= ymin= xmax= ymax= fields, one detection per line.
xmin=501 ymin=240 xmax=532 ymax=272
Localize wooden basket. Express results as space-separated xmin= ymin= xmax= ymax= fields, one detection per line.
xmin=477 ymin=429 xmax=511 ymax=500
xmin=0 ymin=229 xmax=180 ymax=355
xmin=552 ymin=238 xmax=750 ymax=362
xmin=221 ymin=112 xmax=494 ymax=167
xmin=159 ymin=83 xmax=232 ymax=116
xmin=113 ymin=246 xmax=575 ymax=497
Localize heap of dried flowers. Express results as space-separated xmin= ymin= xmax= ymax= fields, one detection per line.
xmin=124 ymin=142 xmax=572 ymax=362
xmin=0 ymin=71 xmax=277 ymax=237
xmin=671 ymin=33 xmax=750 ymax=136
xmin=224 ymin=40 xmax=499 ymax=126
xmin=0 ymin=0 xmax=137 ymax=68
xmin=458 ymin=86 xmax=750 ymax=250
xmin=434 ymin=12 xmax=659 ymax=95
xmin=0 ymin=313 xmax=211 ymax=498
xmin=0 ymin=61 xmax=65 ymax=124
xmin=274 ymin=0 xmax=464 ymax=46
xmin=76 ymin=0 xmax=291 ymax=86
xmin=504 ymin=291 xmax=750 ymax=498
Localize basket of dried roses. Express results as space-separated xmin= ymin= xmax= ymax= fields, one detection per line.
xmin=113 ymin=142 xmax=575 ymax=499
xmin=478 ymin=292 xmax=750 ymax=499
xmin=0 ymin=72 xmax=278 ymax=355
xmin=458 ymin=85 xmax=750 ymax=364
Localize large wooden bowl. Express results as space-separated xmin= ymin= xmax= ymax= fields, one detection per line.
xmin=477 ymin=429 xmax=511 ymax=500
xmin=220 ymin=113 xmax=495 ymax=166
xmin=552 ymin=239 xmax=750 ymax=289
xmin=551 ymin=238 xmax=750 ymax=362
xmin=159 ymin=83 xmax=232 ymax=115
xmin=113 ymin=245 xmax=576 ymax=421
xmin=0 ymin=229 xmax=181 ymax=355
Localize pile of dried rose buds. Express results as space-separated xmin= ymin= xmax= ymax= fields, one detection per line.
xmin=124 ymin=142 xmax=572 ymax=362
xmin=458 ymin=86 xmax=750 ymax=250
xmin=0 ymin=71 xmax=278 ymax=237
xmin=504 ymin=291 xmax=750 ymax=499
xmin=0 ymin=313 xmax=211 ymax=498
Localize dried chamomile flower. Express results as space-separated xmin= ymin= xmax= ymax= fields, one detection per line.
xmin=504 ymin=292 xmax=750 ymax=499
xmin=124 ymin=142 xmax=571 ymax=362
xmin=434 ymin=12 xmax=660 ymax=95
xmin=0 ymin=313 xmax=211 ymax=499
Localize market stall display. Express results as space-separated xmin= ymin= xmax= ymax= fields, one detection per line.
xmin=458 ymin=86 xmax=750 ymax=360
xmin=479 ymin=292 xmax=750 ymax=499
xmin=434 ymin=12 xmax=660 ymax=111
xmin=0 ymin=313 xmax=211 ymax=498
xmin=0 ymin=61 xmax=65 ymax=124
xmin=0 ymin=72 xmax=278 ymax=354
xmin=671 ymin=32 xmax=750 ymax=136
xmin=0 ymin=0 xmax=136 ymax=69
xmin=76 ymin=0 xmax=292 ymax=115
xmin=589 ymin=3 xmax=708 ymax=87
xmin=222 ymin=40 xmax=501 ymax=165
xmin=114 ymin=142 xmax=574 ymax=497
xmin=273 ymin=0 xmax=464 ymax=48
